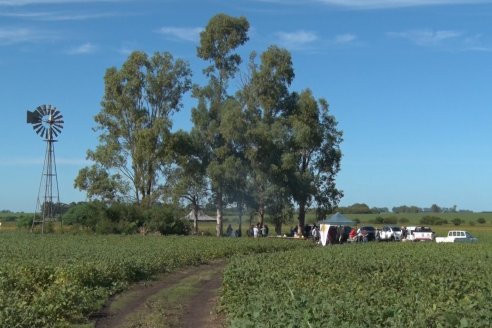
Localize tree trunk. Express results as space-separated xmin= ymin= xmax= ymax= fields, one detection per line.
xmin=297 ymin=199 xmax=306 ymax=236
xmin=237 ymin=202 xmax=243 ymax=237
xmin=275 ymin=222 xmax=282 ymax=236
xmin=216 ymin=191 xmax=223 ymax=237
xmin=258 ymin=203 xmax=265 ymax=228
xmin=192 ymin=205 xmax=199 ymax=235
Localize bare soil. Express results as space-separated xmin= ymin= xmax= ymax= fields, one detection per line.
xmin=93 ymin=261 xmax=226 ymax=328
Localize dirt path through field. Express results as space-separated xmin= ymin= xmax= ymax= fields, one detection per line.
xmin=94 ymin=260 xmax=226 ymax=328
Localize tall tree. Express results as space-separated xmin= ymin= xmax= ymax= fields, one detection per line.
xmin=192 ymin=14 xmax=249 ymax=236
xmin=75 ymin=51 xmax=192 ymax=206
xmin=239 ymin=46 xmax=295 ymax=227
xmin=283 ymin=89 xmax=343 ymax=235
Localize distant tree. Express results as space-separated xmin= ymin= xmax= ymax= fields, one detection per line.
xmin=392 ymin=205 xmax=421 ymax=213
xmin=430 ymin=204 xmax=442 ymax=213
xmin=371 ymin=207 xmax=389 ymax=214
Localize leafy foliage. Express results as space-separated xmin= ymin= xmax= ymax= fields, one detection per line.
xmin=0 ymin=233 xmax=313 ymax=327
xmin=221 ymin=242 xmax=492 ymax=327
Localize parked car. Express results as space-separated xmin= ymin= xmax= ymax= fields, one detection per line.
xmin=357 ymin=226 xmax=376 ymax=242
xmin=435 ymin=230 xmax=478 ymax=243
xmin=377 ymin=226 xmax=402 ymax=241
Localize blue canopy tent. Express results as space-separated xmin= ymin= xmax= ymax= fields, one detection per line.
xmin=318 ymin=212 xmax=355 ymax=246
xmin=318 ymin=212 xmax=355 ymax=225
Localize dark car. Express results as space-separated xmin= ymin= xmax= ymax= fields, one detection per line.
xmin=357 ymin=226 xmax=376 ymax=242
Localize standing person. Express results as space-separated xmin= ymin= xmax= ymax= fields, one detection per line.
xmin=401 ymin=226 xmax=408 ymax=240
xmin=311 ymin=225 xmax=320 ymax=242
xmin=226 ymin=224 xmax=233 ymax=237
xmin=349 ymin=227 xmax=357 ymax=242
xmin=253 ymin=224 xmax=259 ymax=238
xmin=260 ymin=225 xmax=267 ymax=237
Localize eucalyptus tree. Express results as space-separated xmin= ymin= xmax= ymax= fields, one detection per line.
xmin=165 ymin=130 xmax=209 ymax=235
xmin=283 ymin=90 xmax=343 ymax=235
xmin=239 ymin=46 xmax=295 ymax=227
xmin=192 ymin=14 xmax=249 ymax=236
xmin=75 ymin=51 xmax=192 ymax=206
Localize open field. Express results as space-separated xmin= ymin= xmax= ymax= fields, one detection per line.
xmin=0 ymin=233 xmax=313 ymax=327
xmin=222 ymin=234 xmax=492 ymax=327
xmin=1 ymin=215 xmax=491 ymax=327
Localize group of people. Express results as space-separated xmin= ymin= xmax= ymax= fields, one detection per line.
xmin=225 ymin=224 xmax=241 ymax=237
xmin=247 ymin=223 xmax=269 ymax=238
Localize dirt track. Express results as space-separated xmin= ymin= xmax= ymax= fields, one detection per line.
xmin=94 ymin=261 xmax=226 ymax=328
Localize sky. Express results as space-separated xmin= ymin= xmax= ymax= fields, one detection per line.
xmin=1 ymin=0 xmax=492 ymax=213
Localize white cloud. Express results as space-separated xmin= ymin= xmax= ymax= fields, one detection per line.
xmin=0 ymin=157 xmax=90 ymax=166
xmin=67 ymin=42 xmax=96 ymax=55
xmin=0 ymin=27 xmax=56 ymax=45
xmin=275 ymin=30 xmax=318 ymax=49
xmin=156 ymin=27 xmax=203 ymax=42
xmin=387 ymin=29 xmax=462 ymax=46
xmin=0 ymin=10 xmax=116 ymax=21
xmin=334 ymin=33 xmax=357 ymax=44
xmin=0 ymin=0 xmax=130 ymax=5
xmin=315 ymin=0 xmax=492 ymax=9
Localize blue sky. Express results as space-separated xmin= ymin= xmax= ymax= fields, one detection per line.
xmin=1 ymin=0 xmax=492 ymax=213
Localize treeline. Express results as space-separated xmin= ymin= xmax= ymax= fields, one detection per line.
xmin=338 ymin=203 xmax=471 ymax=214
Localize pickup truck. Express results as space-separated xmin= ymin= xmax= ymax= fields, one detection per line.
xmin=435 ymin=230 xmax=478 ymax=243
xmin=404 ymin=226 xmax=435 ymax=241
xmin=376 ymin=226 xmax=402 ymax=241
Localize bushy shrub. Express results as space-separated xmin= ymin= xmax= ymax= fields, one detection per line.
xmin=374 ymin=216 xmax=384 ymax=224
xmin=382 ymin=216 xmax=398 ymax=224
xmin=477 ymin=217 xmax=486 ymax=224
xmin=399 ymin=217 xmax=409 ymax=224
xmin=143 ymin=206 xmax=190 ymax=235
xmin=62 ymin=202 xmax=189 ymax=235
xmin=452 ymin=218 xmax=462 ymax=226
xmin=62 ymin=202 xmax=107 ymax=231
xmin=16 ymin=214 xmax=34 ymax=229
xmin=420 ymin=215 xmax=447 ymax=225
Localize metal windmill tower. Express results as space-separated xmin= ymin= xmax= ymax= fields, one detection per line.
xmin=26 ymin=105 xmax=64 ymax=233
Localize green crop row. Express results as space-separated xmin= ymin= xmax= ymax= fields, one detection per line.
xmin=221 ymin=241 xmax=492 ymax=327
xmin=0 ymin=233 xmax=313 ymax=327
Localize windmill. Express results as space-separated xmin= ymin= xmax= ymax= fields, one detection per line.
xmin=27 ymin=105 xmax=64 ymax=233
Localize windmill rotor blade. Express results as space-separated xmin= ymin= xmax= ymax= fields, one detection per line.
xmin=37 ymin=105 xmax=47 ymax=115
xmin=52 ymin=110 xmax=62 ymax=120
xmin=36 ymin=127 xmax=46 ymax=137
xmin=53 ymin=122 xmax=64 ymax=129
xmin=35 ymin=125 xmax=44 ymax=135
xmin=44 ymin=128 xmax=50 ymax=140
xmin=32 ymin=122 xmax=42 ymax=130
xmin=52 ymin=126 xmax=61 ymax=135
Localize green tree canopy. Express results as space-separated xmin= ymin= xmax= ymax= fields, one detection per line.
xmin=75 ymin=51 xmax=192 ymax=206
